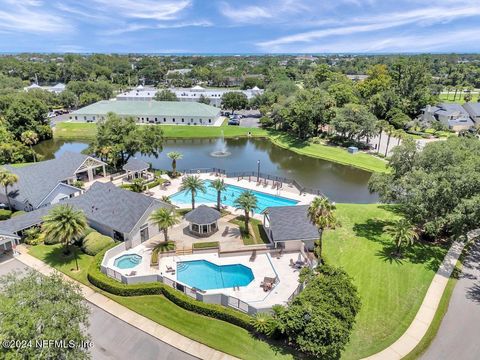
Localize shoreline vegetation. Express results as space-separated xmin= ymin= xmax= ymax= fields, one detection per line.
xmin=53 ymin=122 xmax=389 ymax=173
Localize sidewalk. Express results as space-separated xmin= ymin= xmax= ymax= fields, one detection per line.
xmin=14 ymin=245 xmax=237 ymax=360
xmin=363 ymin=241 xmax=465 ymax=360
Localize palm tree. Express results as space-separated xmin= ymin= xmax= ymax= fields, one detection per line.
xmin=307 ymin=196 xmax=337 ymax=262
xmin=150 ymin=208 xmax=180 ymax=242
xmin=395 ymin=129 xmax=406 ymax=146
xmin=20 ymin=130 xmax=39 ymax=162
xmin=179 ymin=175 xmax=206 ymax=209
xmin=376 ymin=120 xmax=388 ymax=154
xmin=211 ymin=179 xmax=227 ymax=211
xmin=384 ymin=218 xmax=419 ymax=256
xmin=234 ymin=191 xmax=258 ymax=231
xmin=42 ymin=205 xmax=87 ymax=269
xmin=130 ymin=178 xmax=146 ymax=193
xmin=384 ymin=124 xmax=395 ymax=157
xmin=167 ymin=151 xmax=183 ymax=176
xmin=0 ymin=168 xmax=19 ymax=211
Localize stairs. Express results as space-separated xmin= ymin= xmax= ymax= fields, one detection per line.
xmin=176 ymin=248 xmax=192 ymax=255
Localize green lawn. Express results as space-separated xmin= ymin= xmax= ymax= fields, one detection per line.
xmin=192 ymin=241 xmax=219 ymax=249
xmin=324 ymin=204 xmax=448 ymax=359
xmin=439 ymin=92 xmax=479 ymax=104
xmin=269 ymin=133 xmax=389 ymax=173
xmin=229 ymin=216 xmax=270 ymax=245
xmin=27 ymin=205 xmax=448 ymax=360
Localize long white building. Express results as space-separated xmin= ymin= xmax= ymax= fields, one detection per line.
xmin=116 ymin=85 xmax=264 ymax=107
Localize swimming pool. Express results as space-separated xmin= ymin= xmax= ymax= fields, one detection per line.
xmin=114 ymin=254 xmax=142 ymax=269
xmin=170 ymin=181 xmax=298 ymax=213
xmin=177 ymin=260 xmax=254 ymax=290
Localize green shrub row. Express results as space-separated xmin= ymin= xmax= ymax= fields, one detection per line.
xmin=0 ymin=209 xmax=12 ymax=220
xmin=88 ymin=247 xmax=252 ymax=330
xmin=146 ymin=178 xmax=165 ymax=189
xmin=192 ymin=241 xmax=219 ymax=249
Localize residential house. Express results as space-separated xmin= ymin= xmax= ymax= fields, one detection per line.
xmin=421 ymin=103 xmax=474 ymax=131
xmin=463 ymin=102 xmax=480 ymax=124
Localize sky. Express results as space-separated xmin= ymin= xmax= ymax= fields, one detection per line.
xmin=0 ymin=0 xmax=480 ymax=54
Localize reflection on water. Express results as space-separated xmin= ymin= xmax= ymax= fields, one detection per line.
xmin=34 ymin=138 xmax=378 ymax=203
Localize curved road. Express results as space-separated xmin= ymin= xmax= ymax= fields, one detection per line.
xmin=0 ymin=258 xmax=197 ymax=360
xmin=422 ymin=240 xmax=480 ymax=360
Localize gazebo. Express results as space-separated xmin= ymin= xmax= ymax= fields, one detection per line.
xmin=185 ymin=205 xmax=221 ymax=237
xmin=123 ymin=158 xmax=151 ymax=181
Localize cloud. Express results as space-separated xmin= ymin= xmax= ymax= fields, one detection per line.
xmin=0 ymin=1 xmax=71 ymax=33
xmin=92 ymin=0 xmax=192 ymax=21
xmin=257 ymin=3 xmax=480 ymax=50
xmin=103 ymin=20 xmax=213 ymax=35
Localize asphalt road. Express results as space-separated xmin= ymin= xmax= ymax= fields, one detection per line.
xmin=0 ymin=258 xmax=197 ymax=360
xmin=422 ymin=240 xmax=480 ymax=360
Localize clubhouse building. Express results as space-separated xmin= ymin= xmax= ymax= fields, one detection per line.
xmin=67 ymin=100 xmax=222 ymax=126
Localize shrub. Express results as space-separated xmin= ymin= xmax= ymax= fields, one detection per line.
xmin=192 ymin=241 xmax=219 ymax=249
xmin=150 ymin=241 xmax=175 ymax=266
xmin=81 ymin=232 xmax=114 ymax=255
xmin=250 ymin=313 xmax=277 ymax=336
xmin=0 ymin=209 xmax=12 ymax=220
xmin=23 ymin=227 xmax=42 ymax=245
xmin=146 ymin=178 xmax=166 ymax=190
xmin=88 ymin=246 xmax=252 ymax=330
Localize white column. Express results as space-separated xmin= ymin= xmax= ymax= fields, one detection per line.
xmin=102 ymin=165 xmax=106 ymax=177
xmin=87 ymin=168 xmax=93 ymax=182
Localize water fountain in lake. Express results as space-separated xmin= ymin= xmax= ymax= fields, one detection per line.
xmin=210 ymin=130 xmax=231 ymax=157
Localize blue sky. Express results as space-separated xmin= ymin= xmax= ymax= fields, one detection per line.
xmin=1 ymin=0 xmax=480 ymax=53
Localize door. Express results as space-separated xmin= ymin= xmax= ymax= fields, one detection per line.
xmin=140 ymin=226 xmax=149 ymax=243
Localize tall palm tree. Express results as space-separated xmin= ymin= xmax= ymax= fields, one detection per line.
xmin=307 ymin=196 xmax=337 ymax=262
xmin=150 ymin=208 xmax=180 ymax=242
xmin=234 ymin=191 xmax=258 ymax=231
xmin=384 ymin=124 xmax=395 ymax=157
xmin=42 ymin=205 xmax=87 ymax=269
xmin=179 ymin=175 xmax=206 ymax=209
xmin=211 ymin=179 xmax=227 ymax=211
xmin=21 ymin=130 xmax=39 ymax=162
xmin=384 ymin=218 xmax=419 ymax=256
xmin=167 ymin=151 xmax=183 ymax=176
xmin=395 ymin=129 xmax=406 ymax=146
xmin=0 ymin=168 xmax=19 ymax=211
xmin=376 ymin=120 xmax=388 ymax=154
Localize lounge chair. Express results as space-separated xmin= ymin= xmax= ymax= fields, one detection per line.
xmin=166 ymin=265 xmax=174 ymax=273
xmin=260 ymin=276 xmax=276 ymax=291
xmin=289 ymin=258 xmax=295 ymax=267
xmin=127 ymin=271 xmax=137 ymax=276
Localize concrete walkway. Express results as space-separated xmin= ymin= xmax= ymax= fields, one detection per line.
xmin=14 ymin=245 xmax=237 ymax=360
xmin=421 ymin=239 xmax=480 ymax=359
xmin=363 ymin=241 xmax=465 ymax=360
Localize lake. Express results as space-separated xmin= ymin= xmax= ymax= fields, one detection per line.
xmin=34 ymin=138 xmax=378 ymax=203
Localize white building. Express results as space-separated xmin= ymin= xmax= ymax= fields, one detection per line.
xmin=24 ymin=83 xmax=66 ymax=94
xmin=116 ymin=85 xmax=264 ymax=107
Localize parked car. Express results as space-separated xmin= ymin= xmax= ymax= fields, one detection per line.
xmin=228 ymin=118 xmax=240 ymax=126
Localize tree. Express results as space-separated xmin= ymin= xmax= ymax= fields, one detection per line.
xmin=273 ymin=264 xmax=361 ymax=359
xmin=20 ymin=130 xmax=39 ymax=162
xmin=42 ymin=204 xmax=87 ymax=261
xmin=331 ymin=103 xmax=378 ymax=141
xmin=4 ymin=94 xmax=49 ymax=139
xmin=221 ymin=92 xmax=248 ymax=114
xmin=78 ymin=92 xmax=101 ymax=107
xmin=0 ymin=270 xmax=91 ymax=360
xmin=94 ymin=113 xmax=163 ymax=167
xmin=384 ymin=219 xmax=419 ymax=256
xmin=167 ymin=151 xmax=183 ymax=176
xmin=179 ymin=175 xmax=206 ymax=209
xmin=154 ymin=89 xmax=178 ymax=101
xmin=307 ymin=196 xmax=337 ymax=261
xmin=234 ymin=191 xmax=258 ymax=231
xmin=0 ymin=168 xmax=18 ymax=210
xmin=369 ymin=137 xmax=480 ymax=239
xmin=211 ymin=179 xmax=227 ymax=211
xmin=129 ymin=178 xmax=146 ymax=193
xmin=383 ymin=124 xmax=395 ymax=157
xmin=198 ymin=94 xmax=210 ymax=105
xmin=375 ymin=120 xmax=389 ymax=154
xmin=150 ymin=207 xmax=180 ymax=242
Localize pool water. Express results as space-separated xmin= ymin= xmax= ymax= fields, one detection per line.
xmin=170 ymin=181 xmax=298 ymax=213
xmin=114 ymin=254 xmax=142 ymax=269
xmin=177 ymin=260 xmax=254 ymax=290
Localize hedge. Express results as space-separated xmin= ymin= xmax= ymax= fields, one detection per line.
xmin=11 ymin=210 xmax=26 ymax=218
xmin=82 ymin=231 xmax=114 ymax=256
xmin=88 ymin=247 xmax=253 ymax=330
xmin=192 ymin=241 xmax=219 ymax=249
xmin=0 ymin=209 xmax=12 ymax=220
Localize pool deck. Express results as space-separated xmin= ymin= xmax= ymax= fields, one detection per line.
xmin=106 ymin=246 xmax=303 ymax=310
xmin=149 ymin=173 xmax=316 ymax=219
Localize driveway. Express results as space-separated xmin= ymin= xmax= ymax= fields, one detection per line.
xmin=422 ymin=240 xmax=480 ymax=360
xmin=0 ymin=258 xmax=197 ymax=360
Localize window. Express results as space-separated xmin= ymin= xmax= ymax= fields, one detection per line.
xmin=69 ymin=116 xmax=72 ymax=120
xmin=163 ymin=118 xmax=166 ymax=122
xmin=155 ymin=117 xmax=157 ymax=121
xmin=93 ymin=116 xmax=96 ymax=121
xmin=208 ymin=119 xmax=211 ymax=123
xmin=172 ymin=118 xmax=175 ymax=122
xmin=84 ymin=116 xmax=87 ymax=120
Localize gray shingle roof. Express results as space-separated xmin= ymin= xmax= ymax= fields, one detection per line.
xmin=0 ymin=182 xmax=173 ymax=235
xmin=185 ymin=205 xmax=221 ymax=224
xmin=463 ymin=102 xmax=480 ymax=117
xmin=264 ymin=205 xmax=319 ymax=242
xmin=123 ymin=158 xmax=150 ymax=172
xmin=2 ymin=152 xmax=92 ymax=208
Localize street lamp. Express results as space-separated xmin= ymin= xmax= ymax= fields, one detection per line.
xmin=257 ymin=160 xmax=260 ymax=182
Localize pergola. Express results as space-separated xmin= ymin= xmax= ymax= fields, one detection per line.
xmin=74 ymin=156 xmax=107 ymax=183
xmin=123 ymin=158 xmax=151 ymax=181
xmin=185 ymin=205 xmax=221 ymax=237
xmin=0 ymin=230 xmax=20 ymax=253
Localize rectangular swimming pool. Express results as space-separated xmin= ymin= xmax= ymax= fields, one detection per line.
xmin=170 ymin=180 xmax=298 ymax=213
